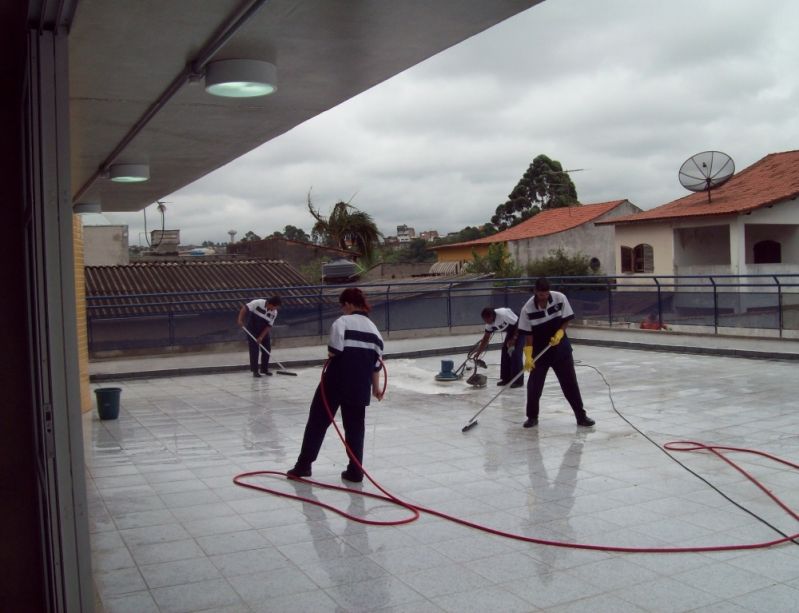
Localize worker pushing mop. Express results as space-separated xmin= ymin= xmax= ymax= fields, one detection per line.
xmin=517 ymin=278 xmax=595 ymax=428
xmin=237 ymin=295 xmax=281 ymax=377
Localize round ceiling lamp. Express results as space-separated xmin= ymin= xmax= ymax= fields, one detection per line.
xmin=109 ymin=163 xmax=150 ymax=183
xmin=205 ymin=59 xmax=277 ymax=98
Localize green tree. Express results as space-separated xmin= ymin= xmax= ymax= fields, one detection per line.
xmin=307 ymin=193 xmax=382 ymax=261
xmin=282 ymin=225 xmax=310 ymax=242
xmin=464 ymin=242 xmax=523 ymax=278
xmin=492 ymin=154 xmax=579 ymax=230
xmin=526 ymin=248 xmax=593 ymax=277
xmin=241 ymin=230 xmax=261 ymax=242
xmin=269 ymin=225 xmax=310 ymax=242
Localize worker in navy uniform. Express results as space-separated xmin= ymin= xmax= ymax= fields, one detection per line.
xmin=287 ymin=288 xmax=385 ymax=483
xmin=476 ymin=307 xmax=525 ymax=388
xmin=517 ymin=278 xmax=595 ymax=428
xmin=237 ymin=295 xmax=282 ymax=377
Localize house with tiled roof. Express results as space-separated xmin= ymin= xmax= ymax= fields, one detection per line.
xmin=431 ymin=200 xmax=641 ymax=274
xmin=597 ymin=150 xmax=799 ymax=278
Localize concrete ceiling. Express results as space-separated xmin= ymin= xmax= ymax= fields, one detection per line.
xmin=68 ymin=0 xmax=542 ymax=212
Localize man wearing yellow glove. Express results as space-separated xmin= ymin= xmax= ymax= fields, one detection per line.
xmin=516 ymin=278 xmax=595 ymax=429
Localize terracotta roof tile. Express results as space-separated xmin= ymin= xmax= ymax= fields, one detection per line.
xmin=599 ymin=150 xmax=799 ymax=225
xmin=433 ymin=200 xmax=629 ymax=249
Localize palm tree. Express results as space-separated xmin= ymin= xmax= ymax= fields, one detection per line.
xmin=307 ymin=193 xmax=382 ymax=261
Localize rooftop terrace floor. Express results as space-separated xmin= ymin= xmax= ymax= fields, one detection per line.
xmin=86 ymin=336 xmax=799 ymax=612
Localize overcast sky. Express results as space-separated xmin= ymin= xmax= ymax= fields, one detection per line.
xmin=101 ymin=0 xmax=799 ymax=247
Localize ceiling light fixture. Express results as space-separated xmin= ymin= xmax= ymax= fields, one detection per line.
xmin=204 ymin=59 xmax=277 ymax=98
xmin=72 ymin=201 xmax=102 ymax=214
xmin=109 ymin=163 xmax=150 ymax=183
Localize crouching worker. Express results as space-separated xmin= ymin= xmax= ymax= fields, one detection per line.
xmin=478 ymin=307 xmax=525 ymax=388
xmin=518 ymin=278 xmax=595 ymax=429
xmin=287 ymin=288 xmax=385 ymax=483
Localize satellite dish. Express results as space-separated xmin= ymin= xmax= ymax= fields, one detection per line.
xmin=678 ymin=151 xmax=735 ymax=202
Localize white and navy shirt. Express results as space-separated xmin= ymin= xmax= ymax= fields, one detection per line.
xmin=326 ymin=312 xmax=384 ymax=405
xmin=518 ymin=291 xmax=574 ymax=349
xmin=245 ymin=299 xmax=278 ymax=333
xmin=484 ymin=307 xmax=518 ymax=336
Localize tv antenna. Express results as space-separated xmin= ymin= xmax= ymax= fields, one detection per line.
xmin=678 ymin=151 xmax=734 ymax=203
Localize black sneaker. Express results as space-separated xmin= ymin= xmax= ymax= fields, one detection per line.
xmin=496 ymin=380 xmax=508 ymax=387
xmin=252 ymin=372 xmax=261 ymax=378
xmin=577 ymin=416 xmax=596 ymax=427
xmin=510 ymin=380 xmax=524 ymax=388
xmin=341 ymin=469 xmax=364 ymax=483
xmin=523 ymin=418 xmax=538 ymax=428
xmin=286 ymin=465 xmax=311 ymax=479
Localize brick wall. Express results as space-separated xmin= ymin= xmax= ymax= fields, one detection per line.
xmin=73 ymin=215 xmax=91 ymax=412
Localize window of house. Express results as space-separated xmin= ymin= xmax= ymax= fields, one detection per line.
xmin=620 ymin=246 xmax=633 ymax=273
xmin=633 ymin=244 xmax=654 ymax=273
xmin=753 ymin=240 xmax=781 ymax=264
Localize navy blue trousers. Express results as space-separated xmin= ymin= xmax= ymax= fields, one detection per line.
xmin=246 ymin=326 xmax=271 ymax=373
xmin=295 ymin=385 xmax=366 ymax=475
xmin=525 ymin=344 xmax=586 ymax=421
xmin=500 ymin=334 xmax=525 ymax=384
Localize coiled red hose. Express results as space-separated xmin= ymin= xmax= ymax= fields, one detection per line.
xmin=234 ymin=361 xmax=799 ymax=553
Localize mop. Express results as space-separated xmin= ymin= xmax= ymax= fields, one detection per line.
xmin=242 ymin=328 xmax=298 ymax=376
xmin=461 ymin=344 xmax=551 ymax=432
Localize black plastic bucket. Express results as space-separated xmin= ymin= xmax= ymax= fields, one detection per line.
xmin=94 ymin=387 xmax=122 ymax=420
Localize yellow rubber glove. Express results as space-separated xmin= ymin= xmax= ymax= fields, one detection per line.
xmin=550 ymin=329 xmax=564 ymax=346
xmin=523 ymin=345 xmax=534 ymax=372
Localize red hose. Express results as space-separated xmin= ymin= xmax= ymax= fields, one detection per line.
xmin=234 ymin=363 xmax=799 ymax=553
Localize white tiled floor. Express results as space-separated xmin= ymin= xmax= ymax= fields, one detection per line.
xmin=85 ymin=346 xmax=799 ymax=612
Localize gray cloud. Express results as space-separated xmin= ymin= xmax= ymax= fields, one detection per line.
xmin=105 ymin=0 xmax=799 ymax=245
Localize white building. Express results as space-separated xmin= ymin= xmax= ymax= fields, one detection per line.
xmin=397 ymin=224 xmax=416 ymax=243
xmin=598 ymin=150 xmax=799 ymax=279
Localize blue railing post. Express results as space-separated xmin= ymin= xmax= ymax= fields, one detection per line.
xmin=318 ymin=286 xmax=324 ymax=337
xmin=774 ymin=275 xmax=783 ymax=338
xmin=709 ymin=276 xmax=718 ymax=334
xmin=168 ymin=309 xmax=175 ymax=347
xmin=654 ymin=277 xmax=662 ymax=323
xmin=385 ymin=284 xmax=391 ymax=334
xmin=447 ymin=283 xmax=453 ymax=329
xmin=606 ymin=277 xmax=613 ymax=326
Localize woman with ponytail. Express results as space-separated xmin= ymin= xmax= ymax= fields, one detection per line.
xmin=287 ymin=288 xmax=385 ymax=483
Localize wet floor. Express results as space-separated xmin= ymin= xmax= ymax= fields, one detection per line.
xmin=86 ymin=344 xmax=799 ymax=612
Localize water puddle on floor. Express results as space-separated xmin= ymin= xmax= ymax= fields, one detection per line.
xmin=384 ymin=358 xmax=488 ymax=395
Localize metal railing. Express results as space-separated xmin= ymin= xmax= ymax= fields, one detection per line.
xmin=86 ymin=274 xmax=799 ymax=353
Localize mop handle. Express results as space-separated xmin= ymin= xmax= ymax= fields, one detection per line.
xmin=242 ymin=326 xmax=289 ymax=371
xmin=463 ymin=344 xmax=551 ymax=426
